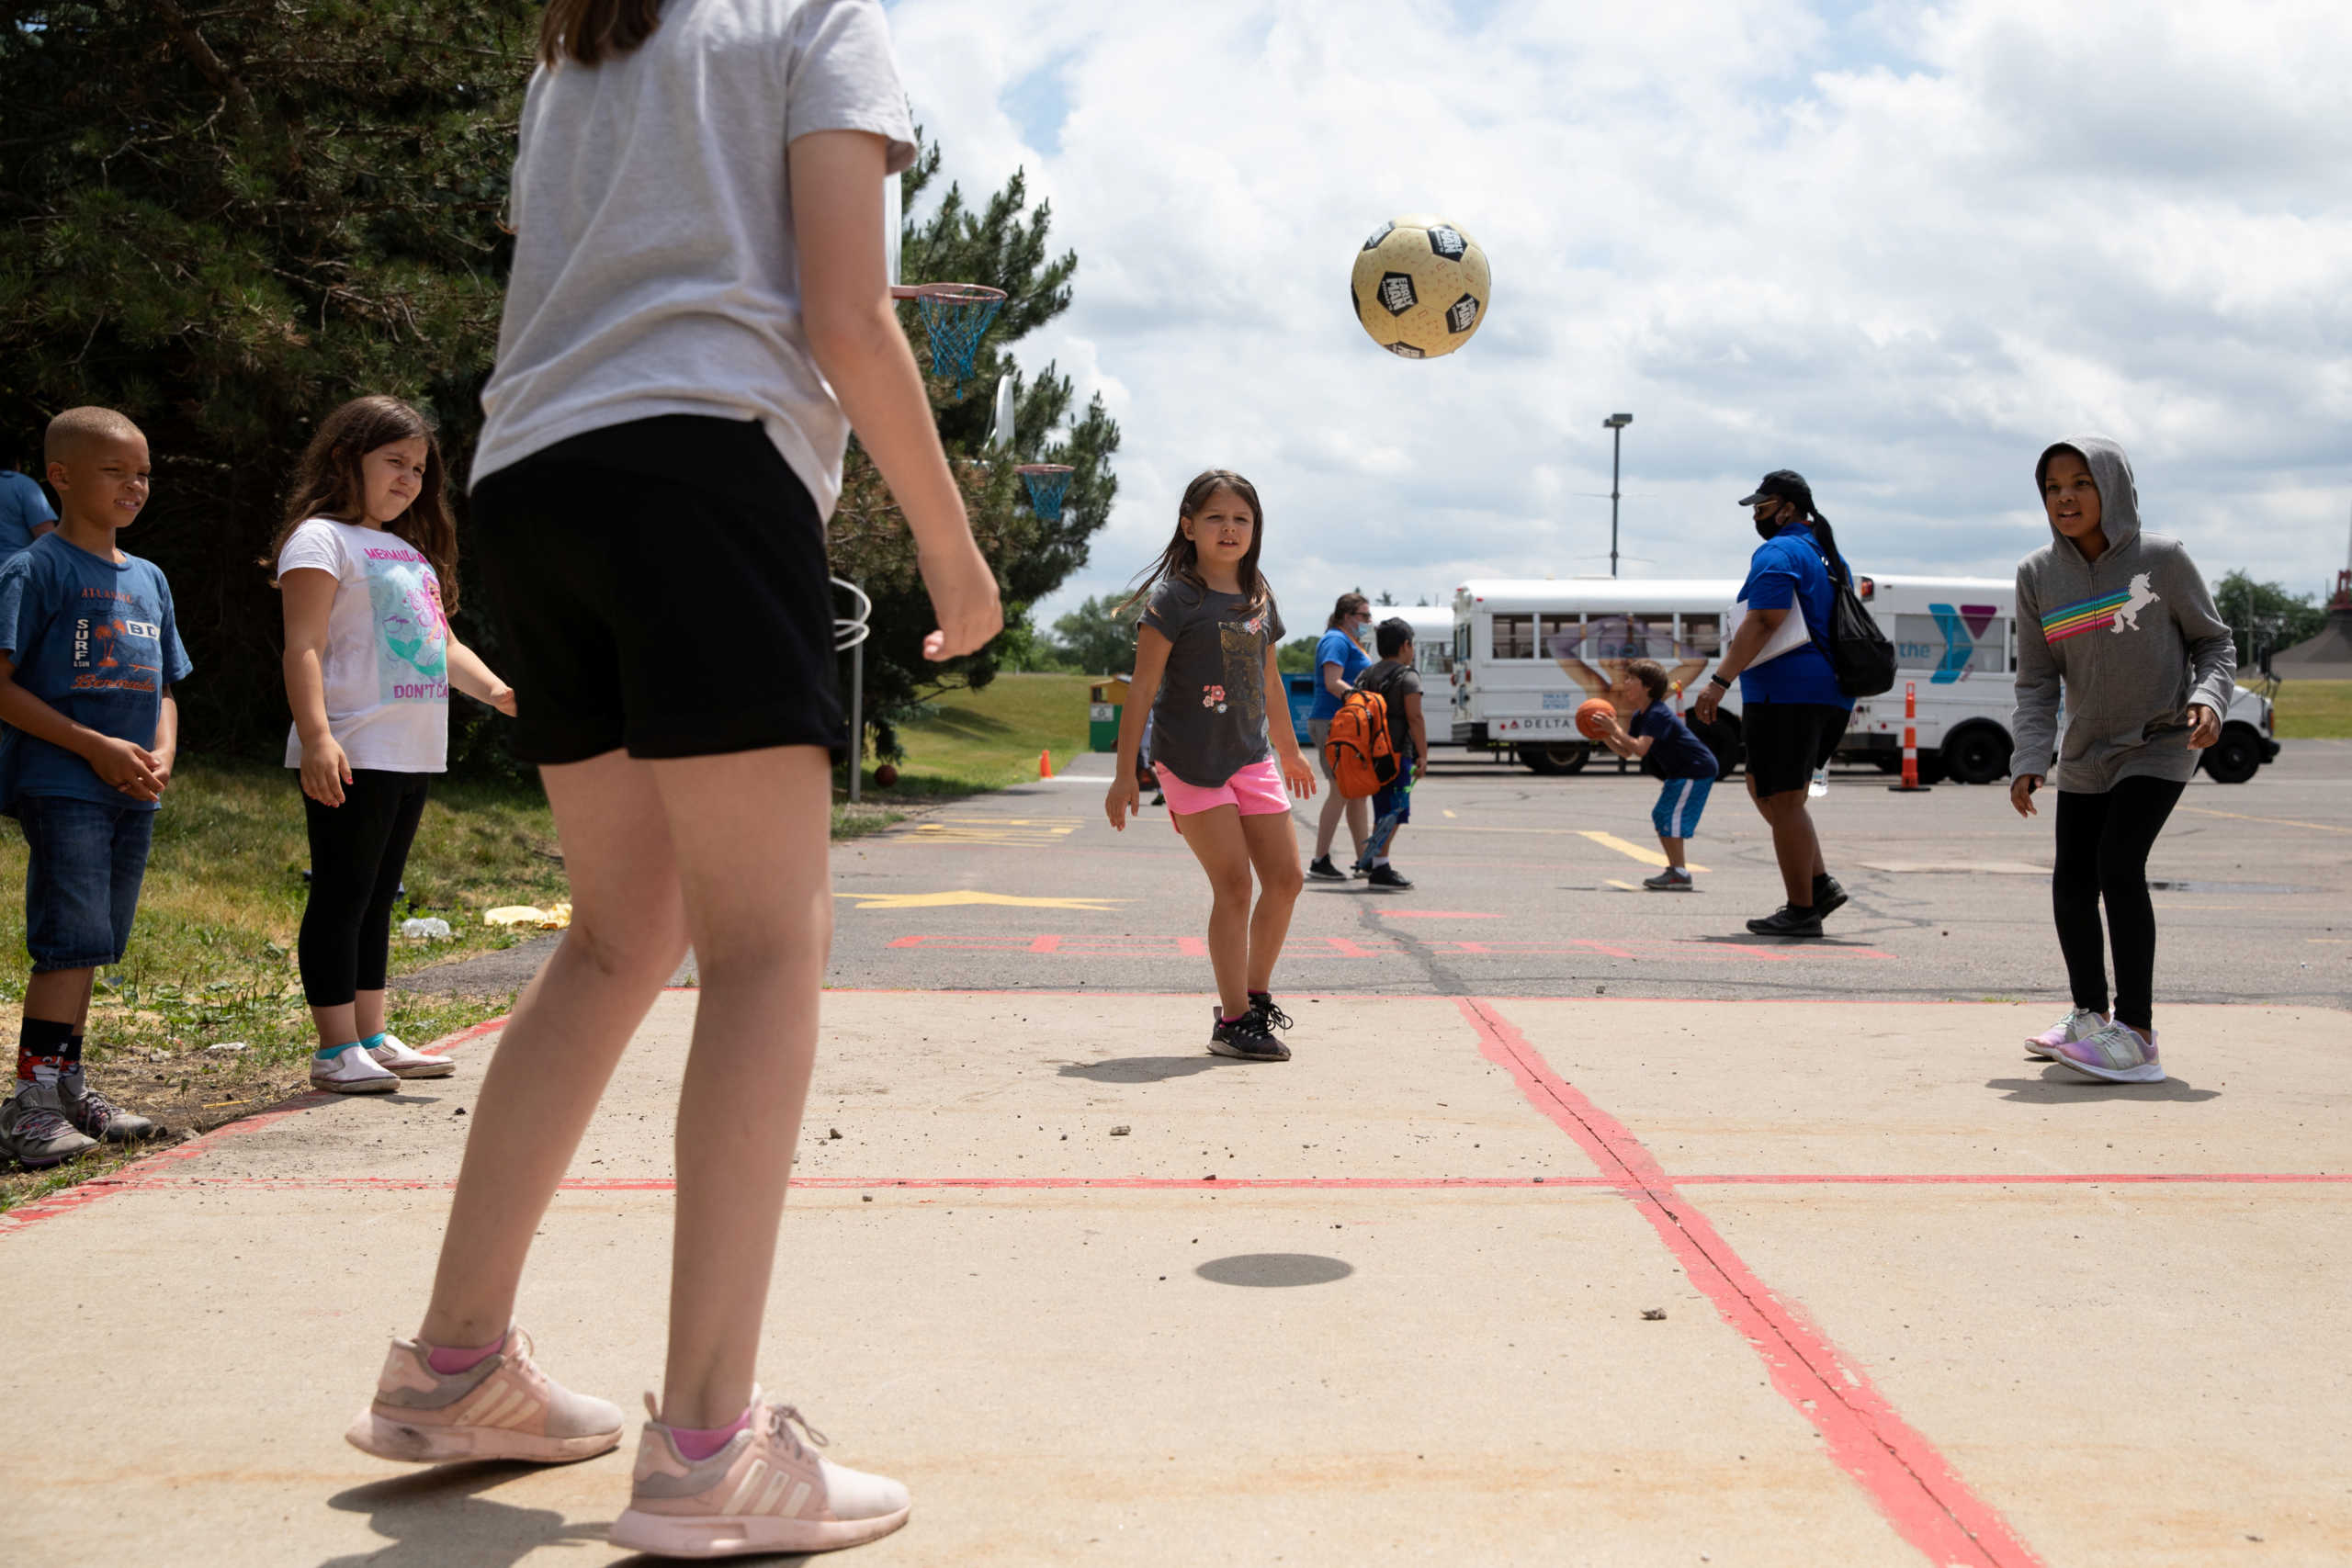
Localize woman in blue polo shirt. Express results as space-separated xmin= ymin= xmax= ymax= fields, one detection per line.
xmin=1690 ymin=470 xmax=1855 ymax=938
xmin=1306 ymin=592 xmax=1373 ymax=880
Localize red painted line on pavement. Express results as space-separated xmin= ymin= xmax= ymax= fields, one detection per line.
xmin=1457 ymin=997 xmax=2045 ymax=1568
xmin=52 ymin=1169 xmax=2348 ymax=1198
xmin=0 ymin=1013 xmax=511 ymax=1238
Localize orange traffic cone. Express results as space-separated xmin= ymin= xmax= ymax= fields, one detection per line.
xmin=1038 ymin=749 xmax=1054 ymax=779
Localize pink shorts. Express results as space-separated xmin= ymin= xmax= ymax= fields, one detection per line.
xmin=1154 ymin=758 xmax=1290 ymax=833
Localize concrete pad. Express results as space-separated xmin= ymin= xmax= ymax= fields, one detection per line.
xmin=1486 ymin=998 xmax=2352 ymax=1176
xmin=1695 ymin=1183 xmax=2352 ymax=1564
xmin=7 ymin=991 xmax=2350 ymax=1565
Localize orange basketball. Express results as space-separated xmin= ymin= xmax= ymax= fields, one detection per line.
xmin=1575 ymin=698 xmax=1615 ymax=741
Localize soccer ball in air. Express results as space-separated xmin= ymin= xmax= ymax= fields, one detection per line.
xmin=1349 ymin=214 xmax=1490 ymax=359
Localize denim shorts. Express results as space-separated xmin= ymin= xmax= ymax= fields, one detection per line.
xmin=17 ymin=794 xmax=156 ymax=972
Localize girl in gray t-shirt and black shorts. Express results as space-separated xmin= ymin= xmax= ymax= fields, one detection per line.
xmin=1104 ymin=469 xmax=1318 ymax=1063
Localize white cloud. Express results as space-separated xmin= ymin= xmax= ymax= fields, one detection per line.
xmin=884 ymin=0 xmax=2352 ymax=628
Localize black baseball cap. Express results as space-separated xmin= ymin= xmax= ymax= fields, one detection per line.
xmin=1738 ymin=469 xmax=1812 ymax=507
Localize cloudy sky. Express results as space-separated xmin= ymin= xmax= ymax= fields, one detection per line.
xmin=881 ymin=0 xmax=2352 ymax=630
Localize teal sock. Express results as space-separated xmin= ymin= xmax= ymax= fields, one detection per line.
xmin=360 ymin=1032 xmax=387 ymax=1052
xmin=315 ymin=1041 xmax=363 ymax=1062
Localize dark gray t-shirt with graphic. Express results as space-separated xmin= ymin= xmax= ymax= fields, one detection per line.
xmin=1142 ymin=580 xmax=1285 ymax=787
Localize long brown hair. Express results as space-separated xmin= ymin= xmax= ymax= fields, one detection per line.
xmin=1119 ymin=469 xmax=1270 ymax=616
xmin=264 ymin=396 xmax=459 ymax=609
xmin=539 ymin=0 xmax=663 ymax=66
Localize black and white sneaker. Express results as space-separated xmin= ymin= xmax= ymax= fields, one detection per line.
xmin=1812 ymin=874 xmax=1849 ymax=919
xmin=1306 ymin=855 xmax=1347 ymax=882
xmin=1246 ymin=992 xmax=1294 ymax=1035
xmin=1364 ymin=864 xmax=1414 ymax=889
xmin=1207 ymin=1007 xmax=1291 ymax=1062
xmin=1745 ymin=905 xmax=1824 ymax=938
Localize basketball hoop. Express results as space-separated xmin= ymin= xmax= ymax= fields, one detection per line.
xmin=890 ymin=283 xmax=1006 ymax=399
xmin=1015 ymin=463 xmax=1076 ymax=523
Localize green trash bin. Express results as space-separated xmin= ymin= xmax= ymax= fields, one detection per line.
xmin=1089 ymin=675 xmax=1131 ymax=752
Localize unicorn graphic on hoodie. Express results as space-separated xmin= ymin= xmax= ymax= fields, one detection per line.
xmin=2112 ymin=573 xmax=2159 ymax=634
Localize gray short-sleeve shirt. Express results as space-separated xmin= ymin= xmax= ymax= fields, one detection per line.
xmin=1142 ymin=580 xmax=1285 ymax=787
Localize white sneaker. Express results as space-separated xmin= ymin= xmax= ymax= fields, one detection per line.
xmin=2046 ymin=1021 xmax=2165 ymax=1085
xmin=311 ymin=1043 xmax=401 ymax=1094
xmin=368 ymin=1033 xmax=455 ymax=1079
xmin=2025 ymin=1007 xmax=2108 ymax=1059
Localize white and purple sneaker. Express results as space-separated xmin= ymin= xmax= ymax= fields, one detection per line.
xmin=2046 ymin=1021 xmax=2165 ymax=1085
xmin=2026 ymin=1007 xmax=2109 ymax=1060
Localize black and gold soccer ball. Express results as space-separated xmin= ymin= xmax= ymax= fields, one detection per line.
xmin=1349 ymin=214 xmax=1491 ymax=359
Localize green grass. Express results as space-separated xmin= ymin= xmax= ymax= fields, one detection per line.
xmin=0 ymin=756 xmax=914 ymax=1208
xmin=2251 ymin=678 xmax=2352 ymax=739
xmin=860 ymin=671 xmax=1101 ymax=796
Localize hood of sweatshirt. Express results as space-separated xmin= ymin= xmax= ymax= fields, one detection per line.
xmin=2036 ymin=435 xmax=2141 ymax=561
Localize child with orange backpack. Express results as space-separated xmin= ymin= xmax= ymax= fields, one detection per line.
xmin=1334 ymin=617 xmax=1423 ymax=889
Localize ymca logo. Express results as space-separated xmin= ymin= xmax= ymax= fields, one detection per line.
xmin=1927 ymin=602 xmax=2000 ymax=684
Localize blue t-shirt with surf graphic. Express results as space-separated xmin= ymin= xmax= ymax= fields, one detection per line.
xmin=0 ymin=532 xmax=194 ymax=812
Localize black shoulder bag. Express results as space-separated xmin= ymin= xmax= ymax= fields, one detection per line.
xmin=1807 ymin=542 xmax=1896 ymax=698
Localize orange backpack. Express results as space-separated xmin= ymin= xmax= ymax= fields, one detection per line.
xmin=1324 ymin=686 xmax=1400 ymax=799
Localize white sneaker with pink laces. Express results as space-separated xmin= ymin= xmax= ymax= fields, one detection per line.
xmin=607 ymin=1391 xmax=910 ymax=1559
xmin=2026 ymin=1006 xmax=2109 ymax=1059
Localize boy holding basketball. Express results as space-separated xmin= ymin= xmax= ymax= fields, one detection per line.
xmin=1595 ymin=659 xmax=1717 ymax=891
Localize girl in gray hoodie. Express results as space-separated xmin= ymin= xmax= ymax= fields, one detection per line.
xmin=2008 ymin=437 xmax=2235 ymax=1085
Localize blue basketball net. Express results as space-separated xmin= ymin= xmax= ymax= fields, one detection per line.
xmin=1017 ymin=465 xmax=1074 ymax=523
xmin=910 ymin=288 xmax=1004 ymax=400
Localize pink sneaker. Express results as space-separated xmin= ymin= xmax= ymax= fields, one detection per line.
xmin=2026 ymin=1006 xmax=2108 ymax=1059
xmin=344 ymin=1328 xmax=623 ymax=1464
xmin=607 ymin=1391 xmax=910 ymax=1559
xmin=2047 ymin=1020 xmax=2165 ymax=1084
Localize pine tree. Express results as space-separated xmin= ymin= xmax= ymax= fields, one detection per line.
xmin=833 ymin=138 xmax=1122 ymax=761
xmin=0 ymin=0 xmax=536 ymax=764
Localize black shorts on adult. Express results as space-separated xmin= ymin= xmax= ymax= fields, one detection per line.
xmin=470 ymin=415 xmax=844 ymax=765
xmin=1742 ymin=701 xmax=1850 ymax=797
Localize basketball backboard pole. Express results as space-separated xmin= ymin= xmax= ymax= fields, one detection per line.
xmin=1602 ymin=412 xmax=1633 ymax=578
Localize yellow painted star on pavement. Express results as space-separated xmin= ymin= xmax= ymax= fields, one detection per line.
xmin=831 ymin=890 xmax=1129 ymax=912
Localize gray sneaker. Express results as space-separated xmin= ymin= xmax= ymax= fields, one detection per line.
xmin=1 ymin=1079 xmax=99 ymax=1169
xmin=59 ymin=1067 xmax=160 ymax=1144
xmin=1642 ymin=868 xmax=1694 ymax=891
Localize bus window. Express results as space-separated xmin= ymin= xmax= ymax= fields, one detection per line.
xmin=1679 ymin=613 xmax=1722 ymax=658
xmin=1454 ymin=621 xmax=1471 ymax=663
xmin=1538 ymin=613 xmax=1579 ymax=660
xmin=1493 ymin=614 xmax=1536 ymax=660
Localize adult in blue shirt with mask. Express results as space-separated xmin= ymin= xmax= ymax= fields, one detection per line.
xmin=1690 ymin=470 xmax=1854 ymax=938
xmin=1306 ymin=592 xmax=1373 ymax=880
xmin=0 ymin=458 xmax=57 ymax=558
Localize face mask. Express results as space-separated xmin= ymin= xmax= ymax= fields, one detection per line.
xmin=1753 ymin=510 xmax=1782 ymax=542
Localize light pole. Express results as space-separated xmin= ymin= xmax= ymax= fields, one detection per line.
xmin=1602 ymin=412 xmax=1633 ymax=578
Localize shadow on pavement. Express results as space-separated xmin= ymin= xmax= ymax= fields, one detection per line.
xmin=322 ymin=1460 xmax=609 ymax=1568
xmin=1057 ymin=1056 xmax=1225 ymax=1083
xmin=1987 ymin=1070 xmax=2222 ymax=1103
xmin=1196 ymin=1252 xmax=1355 ymax=1287
xmin=1685 ymin=931 xmax=1889 ymax=948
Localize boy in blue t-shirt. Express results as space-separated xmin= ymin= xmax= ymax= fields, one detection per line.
xmin=1595 ymin=658 xmax=1718 ymax=892
xmin=0 ymin=408 xmax=191 ymax=1169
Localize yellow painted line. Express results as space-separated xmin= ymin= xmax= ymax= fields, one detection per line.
xmin=929 ymin=818 xmax=1083 ymax=827
xmin=2311 ymin=938 xmax=2351 ymax=944
xmin=1577 ymin=829 xmax=1708 ymax=874
xmin=1605 ymin=878 xmax=1644 ymax=892
xmin=1442 ymin=808 xmax=1458 ymax=818
xmin=2177 ymin=806 xmax=2352 ymax=835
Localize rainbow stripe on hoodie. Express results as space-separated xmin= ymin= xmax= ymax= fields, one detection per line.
xmin=2039 ymin=589 xmax=2131 ymax=644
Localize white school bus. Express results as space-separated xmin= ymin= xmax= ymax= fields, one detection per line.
xmin=1448 ymin=580 xmax=1745 ymax=773
xmin=1449 ymin=574 xmax=2280 ymax=784
xmin=1844 ymin=575 xmax=2279 ymax=784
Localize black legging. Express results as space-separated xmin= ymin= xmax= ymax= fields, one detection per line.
xmin=299 ymin=771 xmax=430 ymax=1008
xmin=2051 ymin=776 xmax=2186 ymax=1034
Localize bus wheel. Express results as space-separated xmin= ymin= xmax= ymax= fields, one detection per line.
xmin=1517 ymin=741 xmax=1589 ymax=775
xmin=1940 ymin=723 xmax=2011 ymax=785
xmin=2200 ymin=724 xmax=2263 ymax=784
